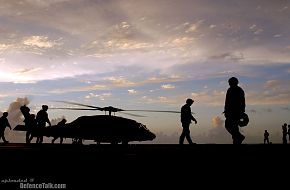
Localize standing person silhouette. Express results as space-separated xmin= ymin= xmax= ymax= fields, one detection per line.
xmin=0 ymin=112 xmax=12 ymax=143
xmin=264 ymin=130 xmax=270 ymax=144
xmin=179 ymin=98 xmax=197 ymax=145
xmin=36 ymin=105 xmax=51 ymax=144
xmin=287 ymin=125 xmax=290 ymax=143
xmin=282 ymin=123 xmax=287 ymax=144
xmin=224 ymin=77 xmax=246 ymax=144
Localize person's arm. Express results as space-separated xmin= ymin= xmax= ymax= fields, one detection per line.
xmin=47 ymin=119 xmax=51 ymax=127
xmin=6 ymin=119 xmax=11 ymax=130
xmin=191 ymin=115 xmax=197 ymax=124
xmin=240 ymin=89 xmax=246 ymax=113
xmin=45 ymin=112 xmax=51 ymax=127
xmin=224 ymin=89 xmax=230 ymax=114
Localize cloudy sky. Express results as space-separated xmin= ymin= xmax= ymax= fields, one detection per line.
xmin=0 ymin=0 xmax=289 ymax=144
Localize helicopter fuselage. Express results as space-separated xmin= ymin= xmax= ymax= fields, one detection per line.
xmin=15 ymin=115 xmax=156 ymax=144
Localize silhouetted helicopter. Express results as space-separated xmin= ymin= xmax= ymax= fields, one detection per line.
xmin=14 ymin=101 xmax=181 ymax=144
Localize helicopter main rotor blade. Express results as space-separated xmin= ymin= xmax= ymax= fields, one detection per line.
xmin=53 ymin=101 xmax=102 ymax=109
xmin=119 ymin=111 xmax=146 ymax=117
xmin=50 ymin=107 xmax=100 ymax=111
xmin=51 ymin=100 xmax=195 ymax=114
xmin=124 ymin=109 xmax=181 ymax=114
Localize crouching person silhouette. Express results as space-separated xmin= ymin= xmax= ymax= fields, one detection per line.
xmin=51 ymin=119 xmax=67 ymax=144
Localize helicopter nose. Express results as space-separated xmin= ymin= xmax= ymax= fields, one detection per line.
xmin=150 ymin=132 xmax=156 ymax=140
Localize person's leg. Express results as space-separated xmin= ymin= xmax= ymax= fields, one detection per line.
xmin=1 ymin=133 xmax=8 ymax=143
xmin=225 ymin=117 xmax=244 ymax=144
xmin=179 ymin=132 xmax=185 ymax=144
xmin=28 ymin=135 xmax=33 ymax=143
xmin=225 ymin=118 xmax=234 ymax=143
xmin=231 ymin=127 xmax=244 ymax=144
xmin=283 ymin=136 xmax=287 ymax=144
xmin=39 ymin=136 xmax=43 ymax=143
xmin=26 ymin=131 xmax=31 ymax=143
xmin=0 ymin=130 xmax=3 ymax=142
xmin=0 ymin=129 xmax=8 ymax=143
xmin=39 ymin=125 xmax=44 ymax=144
xmin=179 ymin=123 xmax=189 ymax=144
xmin=179 ymin=129 xmax=185 ymax=144
xmin=52 ymin=137 xmax=56 ymax=144
xmin=185 ymin=129 xmax=193 ymax=144
xmin=180 ymin=123 xmax=193 ymax=144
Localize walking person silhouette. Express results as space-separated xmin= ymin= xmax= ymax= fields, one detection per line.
xmin=0 ymin=112 xmax=12 ymax=143
xmin=223 ymin=77 xmax=246 ymax=144
xmin=179 ymin=98 xmax=197 ymax=145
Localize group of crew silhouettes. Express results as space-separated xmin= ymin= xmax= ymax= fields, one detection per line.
xmin=263 ymin=124 xmax=290 ymax=145
xmin=21 ymin=104 xmax=52 ymax=144
xmin=0 ymin=77 xmax=289 ymax=145
xmin=179 ymin=77 xmax=247 ymax=145
xmin=0 ymin=104 xmax=66 ymax=144
xmin=281 ymin=123 xmax=290 ymax=144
